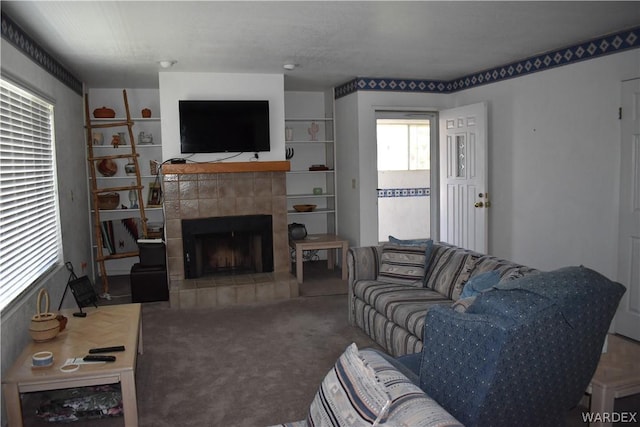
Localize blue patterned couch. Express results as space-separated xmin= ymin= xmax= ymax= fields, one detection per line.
xmin=347 ymin=241 xmax=538 ymax=356
xmin=272 ymin=251 xmax=625 ymax=427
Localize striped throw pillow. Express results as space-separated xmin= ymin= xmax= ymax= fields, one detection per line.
xmin=306 ymin=343 xmax=391 ymax=427
xmin=377 ymin=243 xmax=428 ymax=287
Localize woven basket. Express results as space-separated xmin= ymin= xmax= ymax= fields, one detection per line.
xmin=97 ymin=193 xmax=120 ymax=210
xmin=29 ymin=289 xmax=60 ymax=342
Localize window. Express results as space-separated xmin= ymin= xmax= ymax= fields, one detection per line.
xmin=376 ymin=118 xmax=430 ymax=171
xmin=0 ymin=78 xmax=61 ymax=311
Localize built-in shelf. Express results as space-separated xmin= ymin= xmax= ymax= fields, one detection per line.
xmin=287 ymin=208 xmax=336 ymax=215
xmin=287 ymin=194 xmax=335 ymax=199
xmin=91 ymin=207 xmax=163 ymax=214
xmin=92 ymin=117 xmax=161 ymax=122
xmin=86 ymin=87 xmax=164 ymax=278
xmin=284 ymin=92 xmax=337 ymax=237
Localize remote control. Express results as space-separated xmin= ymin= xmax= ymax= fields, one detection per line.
xmin=89 ymin=345 xmax=125 ymax=354
xmin=83 ymin=355 xmax=116 ymax=362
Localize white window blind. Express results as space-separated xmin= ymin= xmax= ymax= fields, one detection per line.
xmin=0 ymin=78 xmax=60 ymax=311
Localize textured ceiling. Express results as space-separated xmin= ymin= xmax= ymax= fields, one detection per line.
xmin=2 ymin=1 xmax=639 ymax=90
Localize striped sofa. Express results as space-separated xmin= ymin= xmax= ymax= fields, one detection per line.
xmin=347 ymin=241 xmax=538 ymax=356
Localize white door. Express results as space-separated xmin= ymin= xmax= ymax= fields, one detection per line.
xmin=616 ymin=78 xmax=640 ymax=341
xmin=439 ymin=102 xmax=488 ymax=252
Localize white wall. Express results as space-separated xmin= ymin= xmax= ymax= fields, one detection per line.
xmin=1 ymin=40 xmax=89 ymax=425
xmin=336 ymin=49 xmax=639 ymax=279
xmin=159 ymin=72 xmax=285 ymax=163
xmin=452 ymin=49 xmax=638 ymax=277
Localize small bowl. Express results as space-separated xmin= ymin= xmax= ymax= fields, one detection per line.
xmin=293 ymin=204 xmax=316 ymax=212
xmin=93 ymin=107 xmax=116 ymax=118
xmin=97 ymin=193 xmax=120 ymax=210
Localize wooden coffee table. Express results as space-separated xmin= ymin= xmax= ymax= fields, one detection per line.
xmin=289 ymin=234 xmax=349 ymax=284
xmin=585 ymin=334 xmax=640 ymax=427
xmin=2 ymin=303 xmax=142 ymax=426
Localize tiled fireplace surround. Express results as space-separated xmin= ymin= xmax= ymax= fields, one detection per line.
xmin=162 ymin=162 xmax=298 ymax=308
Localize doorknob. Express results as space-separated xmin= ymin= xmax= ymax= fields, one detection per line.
xmin=474 ymin=201 xmax=484 ymax=208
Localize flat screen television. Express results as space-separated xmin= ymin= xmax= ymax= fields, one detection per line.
xmin=179 ymin=100 xmax=270 ymax=153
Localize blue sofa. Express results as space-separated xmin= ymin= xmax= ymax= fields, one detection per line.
xmin=272 ymin=262 xmax=625 ymax=427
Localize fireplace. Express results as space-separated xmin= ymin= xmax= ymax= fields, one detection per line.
xmin=182 ymin=215 xmax=273 ymax=279
xmin=162 ymin=162 xmax=297 ymax=309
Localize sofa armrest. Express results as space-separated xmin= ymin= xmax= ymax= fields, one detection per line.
xmin=347 ymin=246 xmax=383 ymax=325
xmin=360 ymin=348 xmax=463 ymax=427
xmin=347 ymin=246 xmax=383 ymax=283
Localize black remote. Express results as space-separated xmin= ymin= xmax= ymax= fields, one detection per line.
xmin=89 ymin=346 xmax=125 ymax=354
xmin=83 ymin=355 xmax=116 ymax=362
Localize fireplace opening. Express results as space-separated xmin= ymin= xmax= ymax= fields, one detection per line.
xmin=182 ymin=215 xmax=273 ymax=279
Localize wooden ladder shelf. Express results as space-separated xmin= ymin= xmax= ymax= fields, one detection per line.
xmin=84 ymin=89 xmax=148 ymax=297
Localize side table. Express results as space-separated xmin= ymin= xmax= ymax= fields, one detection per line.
xmin=2 ymin=304 xmax=142 ymax=426
xmin=585 ymin=334 xmax=640 ymax=427
xmin=289 ymin=234 xmax=349 ymax=284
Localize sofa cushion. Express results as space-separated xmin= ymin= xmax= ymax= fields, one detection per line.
xmin=353 ymin=280 xmax=452 ymax=340
xmin=459 ymin=270 xmax=500 ymax=299
xmin=388 ymin=236 xmax=434 ymax=269
xmin=377 ymin=243 xmax=428 ymax=287
xmin=424 ymin=244 xmax=480 ymax=299
xmin=306 ymin=343 xmax=390 ymax=426
xmin=471 ymin=254 xmax=538 ymax=283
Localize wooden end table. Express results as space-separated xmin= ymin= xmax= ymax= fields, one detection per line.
xmin=2 ymin=303 xmax=143 ymax=426
xmin=289 ymin=234 xmax=349 ymax=284
xmin=585 ymin=334 xmax=640 ymax=427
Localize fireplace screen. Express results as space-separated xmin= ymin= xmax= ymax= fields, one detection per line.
xmin=182 ymin=215 xmax=273 ymax=279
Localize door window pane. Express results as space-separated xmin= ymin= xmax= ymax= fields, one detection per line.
xmin=377 ymin=119 xmax=430 ymax=171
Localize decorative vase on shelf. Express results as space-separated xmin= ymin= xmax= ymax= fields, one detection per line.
xmin=118 ymin=132 xmax=127 ymax=145
xmin=92 ymin=132 xmax=104 ymax=146
xmin=128 ymin=184 xmax=138 ymax=208
xmin=93 ymin=106 xmax=115 ymax=119
xmin=308 ymin=121 xmax=319 ymax=141
xmin=97 ymin=158 xmax=117 ymax=176
xmin=125 ymin=163 xmax=136 ymax=175
xmin=138 ymin=132 xmax=153 ymax=144
xmin=141 ymin=108 xmax=152 ymax=118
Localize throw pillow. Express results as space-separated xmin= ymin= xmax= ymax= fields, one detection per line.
xmin=377 ymin=243 xmax=428 ymax=287
xmin=389 ymin=235 xmax=434 ymax=271
xmin=306 ymin=343 xmax=391 ymax=427
xmin=425 ymin=247 xmax=480 ymax=299
xmin=459 ymin=270 xmax=501 ymax=299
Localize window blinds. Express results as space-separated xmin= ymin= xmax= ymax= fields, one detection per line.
xmin=0 ymin=78 xmax=60 ymax=311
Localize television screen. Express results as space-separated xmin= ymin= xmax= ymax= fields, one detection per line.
xmin=179 ymin=100 xmax=270 ymax=153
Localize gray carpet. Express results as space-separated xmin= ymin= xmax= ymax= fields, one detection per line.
xmin=22 ymin=272 xmax=376 ymax=427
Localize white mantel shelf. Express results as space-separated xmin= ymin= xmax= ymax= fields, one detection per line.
xmin=162 ymin=161 xmax=290 ymax=174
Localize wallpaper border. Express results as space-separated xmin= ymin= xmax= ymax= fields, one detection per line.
xmin=335 ymin=26 xmax=639 ymax=99
xmin=1 ymin=12 xmax=83 ymax=95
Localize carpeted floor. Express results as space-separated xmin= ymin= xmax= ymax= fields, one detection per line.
xmin=19 ymin=263 xmax=640 ymax=426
